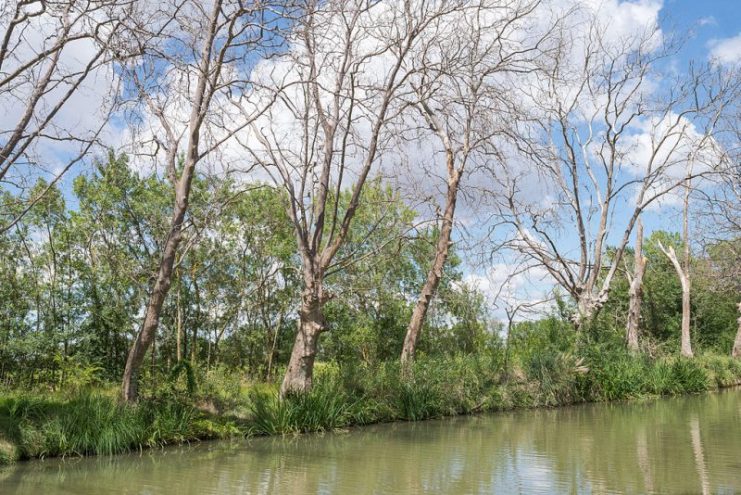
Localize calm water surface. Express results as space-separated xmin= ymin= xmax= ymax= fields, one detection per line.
xmin=1 ymin=389 xmax=740 ymax=494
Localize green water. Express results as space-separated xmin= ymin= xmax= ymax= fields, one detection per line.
xmin=1 ymin=389 xmax=740 ymax=494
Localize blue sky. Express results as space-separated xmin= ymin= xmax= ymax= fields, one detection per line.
xmin=463 ymin=0 xmax=741 ymax=319
xmin=663 ymin=0 xmax=740 ymax=61
xmin=3 ymin=0 xmax=738 ymax=321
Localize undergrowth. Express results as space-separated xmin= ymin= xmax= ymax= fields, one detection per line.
xmin=2 ymin=348 xmax=740 ymax=465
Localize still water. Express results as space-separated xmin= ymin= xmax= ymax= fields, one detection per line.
xmin=1 ymin=389 xmax=740 ymax=494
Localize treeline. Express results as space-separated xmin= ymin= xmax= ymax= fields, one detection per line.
xmin=0 ymin=0 xmax=739 ymax=404
xmin=0 ymin=153 xmax=489 ymax=386
xmin=0 ymin=151 xmax=739 ymax=391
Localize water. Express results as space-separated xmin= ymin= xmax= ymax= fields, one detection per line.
xmin=2 ymin=389 xmax=740 ymax=494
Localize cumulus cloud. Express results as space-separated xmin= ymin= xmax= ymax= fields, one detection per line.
xmin=0 ymin=2 xmax=121 ymax=189
xmin=708 ymin=33 xmax=741 ymax=66
xmin=466 ymin=260 xmax=555 ymax=323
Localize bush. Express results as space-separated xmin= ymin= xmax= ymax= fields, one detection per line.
xmin=248 ymin=379 xmax=354 ymax=435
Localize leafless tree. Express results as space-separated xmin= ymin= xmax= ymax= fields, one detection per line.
xmin=658 ymin=173 xmax=694 ymax=357
xmin=396 ymin=0 xmax=560 ymax=369
xmin=0 ymin=0 xmax=132 ymax=233
xmin=119 ymin=0 xmax=289 ymax=402
xmin=243 ymin=0 xmax=466 ymax=396
xmin=625 ymin=219 xmax=646 ymax=352
xmin=489 ymin=18 xmax=736 ymax=328
xmin=692 ymin=66 xmax=741 ymax=357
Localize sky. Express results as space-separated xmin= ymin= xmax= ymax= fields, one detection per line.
xmin=2 ymin=0 xmax=739 ymax=323
xmin=457 ymin=0 xmax=741 ymax=321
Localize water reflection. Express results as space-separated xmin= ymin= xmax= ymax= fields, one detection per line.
xmin=1 ymin=389 xmax=740 ymax=494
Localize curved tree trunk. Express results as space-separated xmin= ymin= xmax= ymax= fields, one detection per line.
xmin=119 ymin=0 xmax=227 ymax=402
xmin=679 ymin=277 xmax=693 ymax=357
xmin=659 ymin=241 xmax=693 ymax=358
xmin=658 ymin=176 xmax=693 ymax=358
xmin=401 ymin=168 xmax=460 ymax=370
xmin=626 ymin=220 xmax=646 ymax=352
xmin=122 ymin=191 xmax=190 ymax=402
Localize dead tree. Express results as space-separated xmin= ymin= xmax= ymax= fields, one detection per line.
xmin=243 ymin=0 xmax=465 ymax=396
xmin=120 ymin=0 xmax=287 ymax=402
xmin=625 ymin=219 xmax=646 ymax=352
xmin=398 ymin=0 xmax=557 ymax=369
xmin=0 ymin=0 xmax=129 ymax=233
xmin=490 ymin=17 xmax=734 ymax=328
xmin=658 ymin=174 xmax=694 ymax=357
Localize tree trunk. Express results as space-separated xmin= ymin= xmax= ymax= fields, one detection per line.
xmin=280 ymin=291 xmax=324 ymax=397
xmin=658 ymin=242 xmax=693 ymax=358
xmin=732 ymin=302 xmax=741 ymax=358
xmin=122 ymin=183 xmax=191 ymax=402
xmin=571 ymin=290 xmax=608 ymax=329
xmin=176 ymin=280 xmax=183 ymax=362
xmin=266 ymin=313 xmax=283 ymax=381
xmin=401 ymin=169 xmax=460 ymax=370
xmin=191 ymin=276 xmax=200 ymax=364
xmin=626 ymin=220 xmax=646 ymax=352
xmin=679 ymin=275 xmax=693 ymax=358
xmin=680 ymin=175 xmax=693 ymax=358
xmin=658 ymin=174 xmax=694 ymax=358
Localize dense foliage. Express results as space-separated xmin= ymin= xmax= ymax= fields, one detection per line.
xmin=0 ymin=153 xmax=739 ymax=464
xmin=0 ymin=153 xmax=491 ymax=388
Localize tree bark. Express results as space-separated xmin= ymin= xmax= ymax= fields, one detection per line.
xmin=401 ymin=168 xmax=460 ymax=369
xmin=122 ymin=192 xmax=190 ymax=402
xmin=280 ymin=289 xmax=324 ymax=397
xmin=681 ymin=176 xmax=693 ymax=358
xmin=626 ymin=220 xmax=646 ymax=352
xmin=659 ymin=241 xmax=693 ymax=358
xmin=658 ymin=175 xmax=693 ymax=358
xmin=732 ymin=302 xmax=741 ymax=358
xmin=679 ymin=275 xmax=693 ymax=358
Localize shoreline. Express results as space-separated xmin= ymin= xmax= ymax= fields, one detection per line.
xmin=3 ymin=353 xmax=741 ymax=467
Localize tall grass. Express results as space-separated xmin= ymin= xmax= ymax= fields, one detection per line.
xmin=0 ymin=391 xmax=238 ymax=462
xmin=3 ymin=348 xmax=741 ymax=465
xmin=248 ymin=380 xmax=354 ymax=435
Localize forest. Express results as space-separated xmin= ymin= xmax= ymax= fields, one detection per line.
xmin=0 ymin=0 xmax=739 ymax=465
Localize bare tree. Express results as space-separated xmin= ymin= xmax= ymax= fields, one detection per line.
xmin=119 ymin=0 xmax=287 ymax=402
xmin=490 ymin=18 xmax=735 ymax=328
xmin=243 ymin=0 xmax=462 ymax=396
xmin=625 ymin=219 xmax=646 ymax=352
xmin=488 ymin=259 xmax=553 ymax=379
xmin=658 ymin=174 xmax=693 ymax=357
xmin=397 ymin=0 xmax=556 ymax=369
xmin=0 ymin=0 xmax=130 ymax=233
xmin=693 ymin=66 xmax=741 ymax=357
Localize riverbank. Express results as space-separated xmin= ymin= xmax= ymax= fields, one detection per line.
xmin=2 ymin=351 xmax=741 ymax=465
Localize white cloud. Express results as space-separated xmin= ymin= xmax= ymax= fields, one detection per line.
xmin=465 ymin=260 xmax=555 ymax=323
xmin=708 ymin=33 xmax=741 ymax=66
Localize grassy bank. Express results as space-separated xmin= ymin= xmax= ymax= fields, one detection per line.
xmin=2 ymin=350 xmax=741 ymax=465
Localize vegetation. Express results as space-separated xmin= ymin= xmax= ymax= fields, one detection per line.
xmin=0 ymin=151 xmax=739 ymax=465
xmin=2 ymin=344 xmax=740 ymax=464
xmin=1 ymin=149 xmax=740 ymax=464
xmin=0 ymin=0 xmax=739 ymax=470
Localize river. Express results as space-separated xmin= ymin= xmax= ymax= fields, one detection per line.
xmin=1 ymin=389 xmax=739 ymax=494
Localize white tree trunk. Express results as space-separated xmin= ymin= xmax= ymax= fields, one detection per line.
xmin=626 ymin=220 xmax=646 ymax=352
xmin=732 ymin=302 xmax=741 ymax=358
xmin=658 ymin=241 xmax=693 ymax=358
